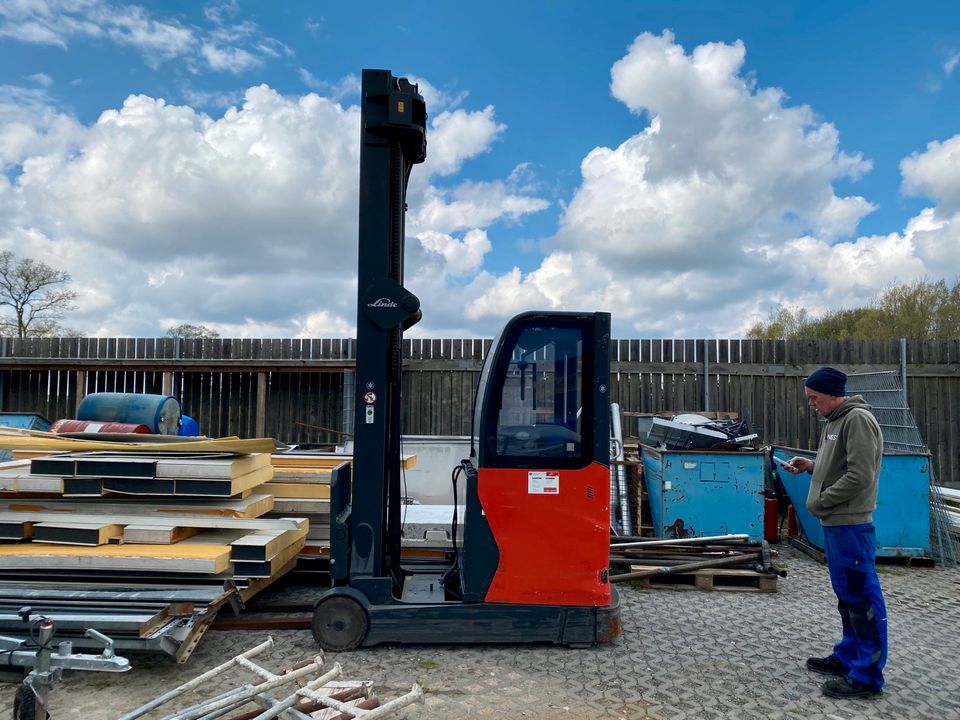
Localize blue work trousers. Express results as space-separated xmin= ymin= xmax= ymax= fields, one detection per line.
xmin=822 ymin=523 xmax=887 ymax=689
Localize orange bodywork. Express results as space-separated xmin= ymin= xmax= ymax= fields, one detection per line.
xmin=477 ymin=462 xmax=611 ymax=606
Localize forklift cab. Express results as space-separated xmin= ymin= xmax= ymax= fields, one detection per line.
xmin=477 ymin=314 xmax=598 ymax=464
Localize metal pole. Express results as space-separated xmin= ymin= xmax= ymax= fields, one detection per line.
xmin=610 ymin=403 xmax=631 ymax=535
xmin=610 ymin=552 xmax=760 ymax=582
xmin=610 ymin=533 xmax=750 ymax=549
xmin=117 ymin=637 xmax=276 ymax=720
xmin=0 ymin=336 xmax=6 ymax=411
xmin=900 ymin=338 xmax=907 ymax=408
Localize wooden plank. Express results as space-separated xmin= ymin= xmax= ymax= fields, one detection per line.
xmin=0 ymin=493 xmax=272 ymax=519
xmin=0 ymin=510 xmax=302 ymax=533
xmin=0 ymin=437 xmax=277 ymax=454
xmin=122 ymin=524 xmax=202 ymax=544
xmin=271 ymin=497 xmax=330 ymax=514
xmin=263 ymin=482 xmax=330 ymax=499
xmin=0 ymin=542 xmax=233 ymax=574
xmin=627 ymin=565 xmax=777 ymax=593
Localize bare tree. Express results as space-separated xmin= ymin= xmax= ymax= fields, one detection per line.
xmin=165 ymin=323 xmax=221 ymax=339
xmin=0 ymin=251 xmax=78 ymax=338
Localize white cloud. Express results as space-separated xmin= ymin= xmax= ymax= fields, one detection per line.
xmin=944 ymin=51 xmax=960 ymax=77
xmin=467 ymin=253 xmax=631 ymax=319
xmin=415 ymin=229 xmax=491 ymax=277
xmin=411 ymin=181 xmax=549 ymax=236
xmin=0 ymin=84 xmax=84 ymax=170
xmin=0 ymin=79 xmax=547 ymax=337
xmin=304 ymin=18 xmax=323 ymax=38
xmin=424 ymin=105 xmax=505 ymax=177
xmin=406 ymin=76 xmax=469 ymax=113
xmin=0 ymin=0 xmax=285 ymax=74
xmin=466 ymin=31 xmax=959 ymax=337
xmin=200 ymin=42 xmax=260 ymax=73
xmin=298 ymin=70 xmax=360 ymax=101
xmin=27 ymin=72 xmax=53 ymax=87
xmin=900 ymin=135 xmax=960 ymax=213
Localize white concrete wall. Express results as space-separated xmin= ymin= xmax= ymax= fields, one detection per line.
xmin=400 ymin=435 xmax=472 ymax=505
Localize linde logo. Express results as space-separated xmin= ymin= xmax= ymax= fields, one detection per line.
xmin=367 ymin=298 xmax=398 ymax=308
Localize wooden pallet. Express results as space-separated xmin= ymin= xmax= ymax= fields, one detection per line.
xmin=627 ymin=565 xmax=778 ymax=593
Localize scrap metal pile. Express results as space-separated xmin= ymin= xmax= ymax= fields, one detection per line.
xmin=646 ymin=414 xmax=758 ymax=451
xmin=608 ymin=534 xmax=786 ymax=592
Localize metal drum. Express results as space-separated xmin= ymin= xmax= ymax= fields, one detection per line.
xmin=50 ymin=419 xmax=152 ymax=434
xmin=76 ymin=393 xmax=181 ymax=435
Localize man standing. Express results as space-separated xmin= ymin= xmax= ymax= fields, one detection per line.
xmin=784 ymin=366 xmax=887 ymax=699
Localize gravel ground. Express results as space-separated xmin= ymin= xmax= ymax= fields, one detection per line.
xmin=2 ymin=545 xmax=958 ymax=720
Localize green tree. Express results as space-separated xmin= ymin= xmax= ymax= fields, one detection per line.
xmin=0 ymin=251 xmax=78 ymax=338
xmin=748 ymin=278 xmax=960 ymax=340
xmin=875 ymin=278 xmax=960 ymax=339
xmin=745 ymin=305 xmax=813 ymax=339
xmin=165 ymin=323 xmax=221 ymax=339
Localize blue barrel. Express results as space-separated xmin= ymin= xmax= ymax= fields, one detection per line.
xmin=178 ymin=415 xmax=200 ymax=437
xmin=77 ymin=393 xmax=181 ymax=435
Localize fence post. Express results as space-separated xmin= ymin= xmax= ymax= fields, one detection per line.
xmin=342 ymin=369 xmax=355 ymax=443
xmin=255 ymin=372 xmax=267 ymax=438
xmin=75 ymin=370 xmax=86 ymax=416
xmin=701 ymin=340 xmax=710 ymax=412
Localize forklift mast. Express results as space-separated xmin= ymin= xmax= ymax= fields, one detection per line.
xmin=345 ymin=69 xmax=426 ymax=601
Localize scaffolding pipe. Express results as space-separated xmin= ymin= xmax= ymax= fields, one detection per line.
xmin=611 ymin=534 xmax=750 ymax=550
xmin=610 ymin=403 xmax=631 ymax=535
xmin=118 ymin=637 xmax=276 ymax=720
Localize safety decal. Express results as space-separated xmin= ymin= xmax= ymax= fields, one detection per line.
xmin=528 ymin=471 xmax=560 ymax=494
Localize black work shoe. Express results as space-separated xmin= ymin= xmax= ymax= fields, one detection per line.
xmin=822 ymin=677 xmax=882 ymax=699
xmin=806 ymin=655 xmax=846 ymax=676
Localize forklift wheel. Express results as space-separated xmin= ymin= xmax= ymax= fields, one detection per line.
xmin=311 ymin=596 xmax=369 ymax=652
xmin=13 ymin=683 xmax=36 ymax=720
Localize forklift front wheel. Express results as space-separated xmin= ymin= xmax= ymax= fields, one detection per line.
xmin=311 ymin=596 xmax=369 ymax=652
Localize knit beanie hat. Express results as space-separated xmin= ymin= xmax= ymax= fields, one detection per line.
xmin=804 ymin=367 xmax=847 ymax=397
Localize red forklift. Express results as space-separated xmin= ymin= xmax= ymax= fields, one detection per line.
xmin=311 ymin=69 xmax=620 ymax=650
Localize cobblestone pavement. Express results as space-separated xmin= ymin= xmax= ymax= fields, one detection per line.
xmin=2 ymin=546 xmax=958 ymax=720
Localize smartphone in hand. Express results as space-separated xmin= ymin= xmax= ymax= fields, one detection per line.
xmin=772 ymin=455 xmax=794 ymax=471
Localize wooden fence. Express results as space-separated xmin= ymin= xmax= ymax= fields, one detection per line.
xmin=1 ymin=336 xmax=957 ymax=484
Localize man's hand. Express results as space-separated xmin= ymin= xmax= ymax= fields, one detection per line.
xmin=783 ymin=457 xmax=814 ymax=475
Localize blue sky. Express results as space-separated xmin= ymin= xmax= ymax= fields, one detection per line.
xmin=1 ymin=1 xmax=959 ymax=338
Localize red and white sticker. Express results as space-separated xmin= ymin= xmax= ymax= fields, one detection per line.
xmin=528 ymin=471 xmax=559 ymax=494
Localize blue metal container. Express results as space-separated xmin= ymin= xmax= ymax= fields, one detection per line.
xmin=640 ymin=446 xmax=766 ymax=540
xmin=772 ymin=446 xmax=930 ymax=558
xmin=77 ymin=392 xmax=181 ymax=435
xmin=0 ymin=412 xmax=51 ymax=431
xmin=0 ymin=413 xmax=52 ymax=460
